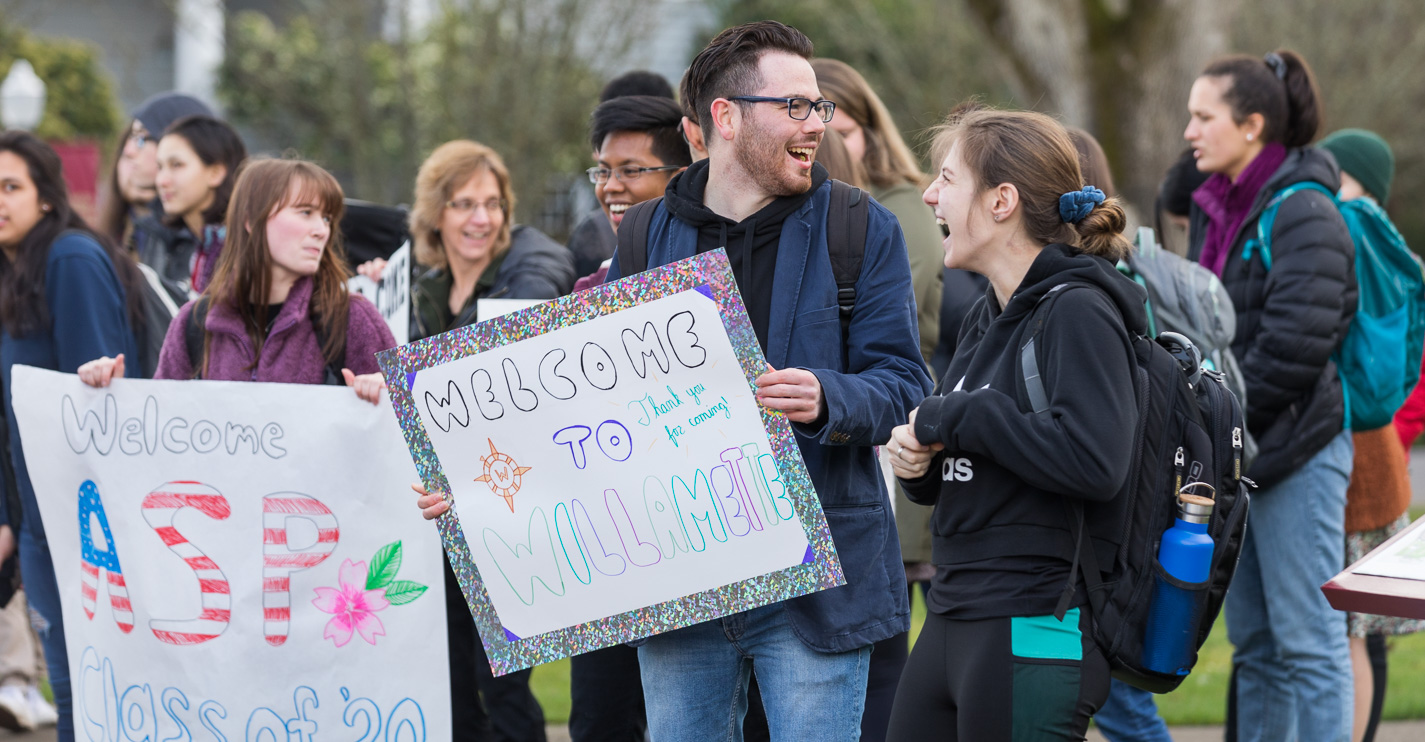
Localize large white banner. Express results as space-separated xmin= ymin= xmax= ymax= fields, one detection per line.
xmin=11 ymin=367 xmax=449 ymax=742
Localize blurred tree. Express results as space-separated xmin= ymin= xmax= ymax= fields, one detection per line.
xmin=219 ymin=0 xmax=649 ymax=235
xmin=717 ymin=0 xmax=1228 ymax=215
xmin=0 ymin=10 xmax=121 ymax=141
xmin=1232 ymin=0 xmax=1425 ymax=247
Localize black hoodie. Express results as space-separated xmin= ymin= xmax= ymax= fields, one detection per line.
xmin=902 ymin=244 xmax=1146 ymax=620
xmin=662 ymin=159 xmax=829 ymax=352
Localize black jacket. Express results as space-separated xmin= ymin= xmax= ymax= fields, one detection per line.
xmin=565 ymin=206 xmax=617 ymax=278
xmin=1188 ymin=148 xmax=1356 ymax=488
xmin=132 ymin=212 xmax=197 ymax=305
xmin=410 ymin=224 xmax=575 ymax=341
xmin=903 ymin=244 xmax=1143 ymax=619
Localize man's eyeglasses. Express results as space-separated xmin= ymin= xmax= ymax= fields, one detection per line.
xmin=728 ymin=96 xmax=836 ymax=123
xmin=586 ymin=165 xmax=681 ymax=185
xmin=445 ymin=198 xmax=505 ymax=215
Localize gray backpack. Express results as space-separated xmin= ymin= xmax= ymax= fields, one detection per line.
xmin=1125 ymin=227 xmax=1256 ymax=468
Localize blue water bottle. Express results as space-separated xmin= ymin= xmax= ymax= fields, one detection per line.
xmin=1143 ymin=491 xmax=1215 ymax=675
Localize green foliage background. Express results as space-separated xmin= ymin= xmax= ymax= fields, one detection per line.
xmin=218 ymin=0 xmax=629 ymax=231
xmin=0 ymin=12 xmax=120 ymax=142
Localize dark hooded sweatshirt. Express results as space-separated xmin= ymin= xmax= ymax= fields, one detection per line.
xmin=902 ymin=244 xmax=1146 ymax=620
xmin=662 ymin=159 xmax=829 ymax=352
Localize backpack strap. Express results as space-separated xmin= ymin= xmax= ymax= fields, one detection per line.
xmin=317 ymin=318 xmax=346 ymax=386
xmin=184 ymin=296 xmax=212 ymax=379
xmin=1019 ymin=284 xmax=1092 ymax=415
xmin=1241 ymin=182 xmax=1337 ymax=271
xmin=1055 ymin=498 xmax=1109 ymax=621
xmin=185 ymin=296 xmax=345 ymax=385
xmin=827 ymin=180 xmax=868 ymax=341
xmin=614 ymin=197 xmax=661 ymax=278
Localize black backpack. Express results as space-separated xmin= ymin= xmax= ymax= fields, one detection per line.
xmin=183 ymin=297 xmax=346 ymax=385
xmin=614 ymin=180 xmax=869 ymax=342
xmin=1022 ymin=283 xmax=1251 ymax=693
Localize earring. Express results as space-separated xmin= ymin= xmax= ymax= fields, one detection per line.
xmin=41 ymin=204 xmax=50 ymax=212
xmin=1246 ymin=133 xmax=1255 ymax=142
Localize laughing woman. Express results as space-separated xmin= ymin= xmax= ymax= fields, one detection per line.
xmin=0 ymin=131 xmax=148 ymax=742
xmin=884 ymin=107 xmax=1141 ymax=741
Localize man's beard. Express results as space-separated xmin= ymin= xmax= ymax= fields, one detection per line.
xmin=734 ymin=115 xmax=814 ymax=199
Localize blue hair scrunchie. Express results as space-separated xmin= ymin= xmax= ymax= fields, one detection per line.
xmin=1059 ymin=186 xmax=1106 ymax=224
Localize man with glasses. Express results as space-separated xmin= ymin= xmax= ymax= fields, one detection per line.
xmin=565 ymin=74 xmax=682 ymax=279
xmin=604 ymin=21 xmax=930 ymax=740
xmin=570 ymin=95 xmax=691 ymax=281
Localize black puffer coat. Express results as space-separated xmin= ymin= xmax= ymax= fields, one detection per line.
xmin=1188 ymin=147 xmax=1356 ymax=488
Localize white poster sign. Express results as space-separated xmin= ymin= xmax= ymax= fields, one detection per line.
xmin=10 ymin=367 xmax=448 ymax=741
xmin=349 ymin=242 xmax=411 ymax=346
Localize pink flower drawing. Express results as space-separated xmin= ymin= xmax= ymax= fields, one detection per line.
xmin=312 ymin=559 xmax=389 ymax=647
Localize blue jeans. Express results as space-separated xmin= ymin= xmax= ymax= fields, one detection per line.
xmin=638 ymin=602 xmax=870 ymax=741
xmin=1094 ymin=679 xmax=1171 ymax=742
xmin=19 ymin=530 xmax=71 ymax=742
xmin=1226 ymin=429 xmax=1352 ymax=742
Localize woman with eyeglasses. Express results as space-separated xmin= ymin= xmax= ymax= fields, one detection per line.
xmin=408 ymin=140 xmax=574 ymax=342
xmin=406 ymin=139 xmax=572 ymax=742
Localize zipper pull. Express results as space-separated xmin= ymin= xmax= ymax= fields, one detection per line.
xmin=1232 ymin=427 xmax=1243 ymax=482
xmin=1174 ymin=446 xmax=1185 ymax=496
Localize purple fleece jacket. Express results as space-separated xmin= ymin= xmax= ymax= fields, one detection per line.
xmin=153 ymin=276 xmax=395 ymax=382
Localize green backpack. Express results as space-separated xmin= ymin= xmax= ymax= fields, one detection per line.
xmin=1242 ymin=183 xmax=1425 ymax=430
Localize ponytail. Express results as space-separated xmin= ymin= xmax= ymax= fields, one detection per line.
xmin=1276 ymin=50 xmax=1322 ymax=147
xmin=1201 ymin=48 xmax=1323 ymax=148
xmin=1074 ymin=197 xmax=1131 ymax=262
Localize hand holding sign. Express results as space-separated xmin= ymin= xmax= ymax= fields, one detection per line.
xmin=754 ymin=364 xmax=825 ymax=423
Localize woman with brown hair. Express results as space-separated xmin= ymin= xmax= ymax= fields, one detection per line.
xmin=884 ymin=106 xmax=1141 ymax=740
xmin=80 ymin=157 xmax=392 ymax=398
xmin=407 ymin=140 xmax=574 ymax=340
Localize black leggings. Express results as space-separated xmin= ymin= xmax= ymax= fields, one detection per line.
xmin=886 ymin=609 xmax=1110 ymax=741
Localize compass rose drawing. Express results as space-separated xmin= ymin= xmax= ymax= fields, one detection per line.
xmin=473 ymin=439 xmax=532 ymax=513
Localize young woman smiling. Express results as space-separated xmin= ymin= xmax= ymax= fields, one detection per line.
xmin=0 ymin=130 xmax=147 ymax=742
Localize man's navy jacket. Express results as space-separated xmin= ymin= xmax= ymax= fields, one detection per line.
xmin=607 ymin=179 xmax=933 ymax=652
